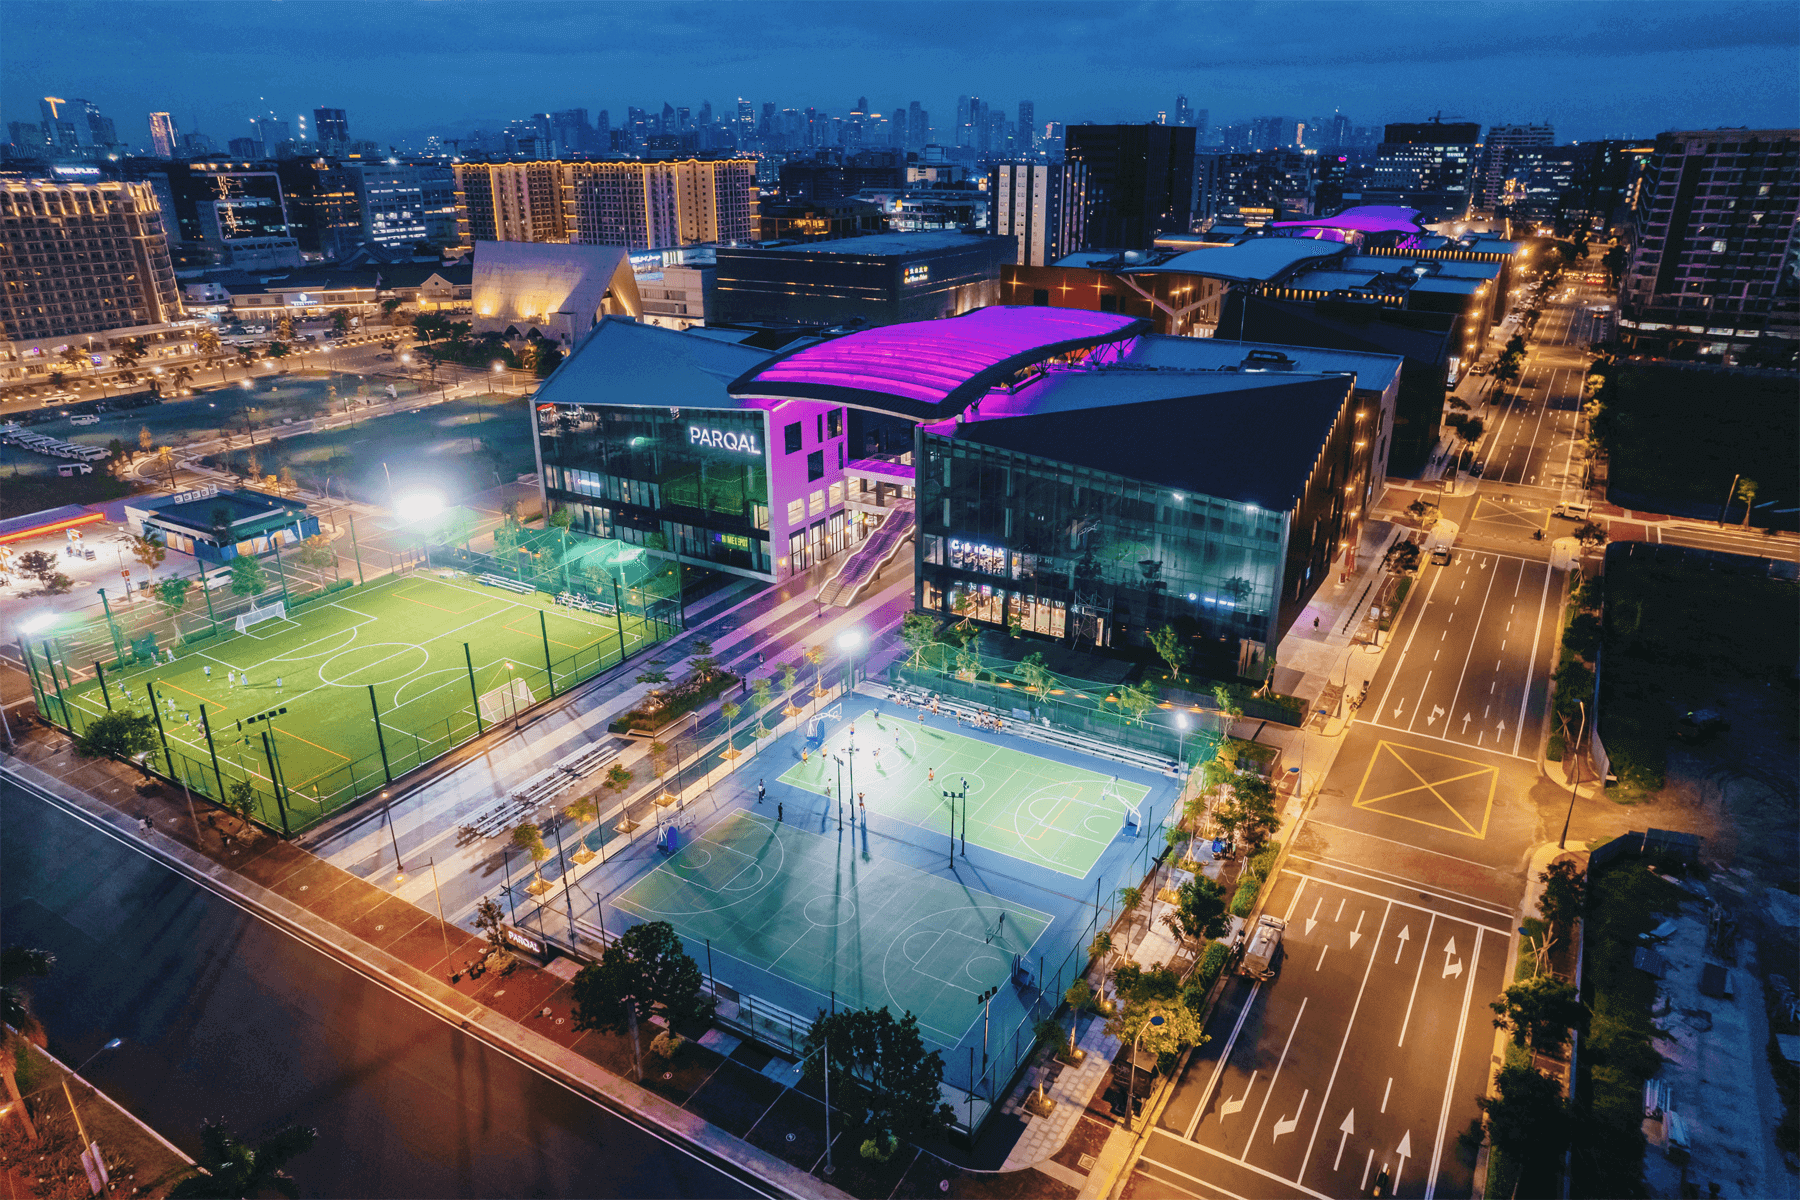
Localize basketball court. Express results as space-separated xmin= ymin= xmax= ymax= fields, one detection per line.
xmin=776 ymin=711 xmax=1150 ymax=879
xmin=610 ymin=809 xmax=1052 ymax=1046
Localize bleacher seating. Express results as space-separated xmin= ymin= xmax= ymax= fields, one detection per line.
xmin=556 ymin=739 xmax=622 ymax=779
xmin=512 ymin=767 xmax=572 ymax=806
xmin=478 ymin=573 xmax=534 ymax=594
xmin=555 ymin=591 xmax=617 ymax=616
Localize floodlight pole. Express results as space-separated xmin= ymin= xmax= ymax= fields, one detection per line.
xmin=464 ymin=643 xmax=483 ymax=734
xmin=610 ymin=572 xmax=627 ymax=664
xmin=94 ymin=661 xmax=112 ymax=710
xmin=539 ymin=609 xmax=556 ymax=697
xmin=199 ymin=704 xmax=226 ymax=801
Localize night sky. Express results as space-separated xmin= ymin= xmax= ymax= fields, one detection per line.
xmin=4 ymin=1 xmax=1795 ymax=149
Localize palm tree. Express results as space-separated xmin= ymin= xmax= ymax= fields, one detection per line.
xmin=1 ymin=945 xmax=54 ymax=1042
xmin=169 ymin=1118 xmax=317 ymax=1198
xmin=564 ymin=795 xmax=599 ymax=863
xmin=720 ymin=699 xmax=742 ymax=761
xmin=1734 ymin=477 xmax=1759 ymax=528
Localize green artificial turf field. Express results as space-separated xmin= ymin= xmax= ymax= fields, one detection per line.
xmin=777 ymin=713 xmax=1149 ymax=879
xmin=54 ymin=572 xmax=654 ymax=816
xmin=610 ymin=809 xmax=1052 ymax=1046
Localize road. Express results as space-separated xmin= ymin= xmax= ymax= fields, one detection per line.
xmin=0 ymin=772 xmax=771 ymax=1200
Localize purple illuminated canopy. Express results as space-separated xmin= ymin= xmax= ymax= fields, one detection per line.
xmin=1272 ymin=205 xmax=1425 ymax=235
xmin=728 ymin=306 xmax=1147 ymax=416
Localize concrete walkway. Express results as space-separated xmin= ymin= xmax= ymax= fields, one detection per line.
xmin=999 ymin=1014 xmax=1122 ymax=1173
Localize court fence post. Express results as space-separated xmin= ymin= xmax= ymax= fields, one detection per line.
xmin=347 ymin=510 xmax=366 ymax=585
xmin=144 ymin=681 xmax=177 ymax=780
xmin=199 ymin=704 xmax=226 ymax=801
xmin=259 ymin=730 xmax=290 ymax=835
xmin=369 ymin=684 xmax=393 ymax=783
xmin=198 ymin=566 xmax=220 ymax=634
xmin=94 ymin=661 xmax=112 ymax=710
xmin=20 ymin=641 xmax=48 ymax=719
xmin=539 ymin=609 xmax=556 ymax=697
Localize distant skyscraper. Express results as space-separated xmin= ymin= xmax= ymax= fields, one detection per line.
xmin=313 ymin=107 xmax=348 ymax=144
xmin=908 ymin=102 xmax=928 ymax=150
xmin=1174 ymin=95 xmax=1193 ymax=127
xmin=737 ymin=98 xmax=755 ymax=141
xmin=1478 ymin=123 xmax=1554 ymax=212
xmin=148 ymin=112 xmax=177 ymax=158
xmin=251 ymin=114 xmax=290 ymax=156
xmin=956 ymin=96 xmax=971 ymax=147
xmin=40 ymin=97 xmax=114 ymax=149
xmin=1374 ymin=119 xmax=1481 ymax=216
xmin=990 ymin=161 xmax=1085 ymax=265
xmin=1018 ymin=101 xmax=1035 ymax=154
xmin=1065 ymin=123 xmax=1196 ymax=248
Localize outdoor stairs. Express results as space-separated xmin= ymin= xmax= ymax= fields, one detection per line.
xmin=815 ymin=500 xmax=913 ymax=608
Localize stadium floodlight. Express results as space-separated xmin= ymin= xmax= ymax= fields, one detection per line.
xmin=18 ymin=613 xmax=57 ymax=635
xmin=836 ymin=629 xmax=864 ymax=652
xmin=394 ymin=490 xmax=445 ymax=525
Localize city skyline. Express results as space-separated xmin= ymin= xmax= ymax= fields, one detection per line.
xmin=4 ymin=0 xmax=1796 ymax=151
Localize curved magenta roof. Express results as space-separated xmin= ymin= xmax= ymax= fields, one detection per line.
xmin=1272 ymin=205 xmax=1425 ymax=235
xmin=728 ymin=306 xmax=1148 ymax=417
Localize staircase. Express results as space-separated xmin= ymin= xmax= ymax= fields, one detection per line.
xmin=816 ymin=501 xmax=913 ymax=608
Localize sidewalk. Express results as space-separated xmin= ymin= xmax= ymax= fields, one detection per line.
xmin=1272 ymin=518 xmax=1402 ymax=708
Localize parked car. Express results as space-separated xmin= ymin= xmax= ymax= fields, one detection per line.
xmin=1430 ymin=546 xmax=1452 ymax=566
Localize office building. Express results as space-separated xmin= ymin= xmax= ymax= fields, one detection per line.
xmin=778 ymin=151 xmax=903 ymax=202
xmin=565 ymin=157 xmax=757 ymax=250
xmin=126 ymin=488 xmax=319 ymax=567
xmin=1618 ymin=127 xmax=1800 ymax=361
xmin=148 ymin=112 xmax=177 ymax=159
xmin=38 ymin=97 xmax=116 ymax=152
xmin=758 ymin=198 xmax=887 ymax=242
xmin=638 ymin=264 xmax=716 ymax=330
xmin=0 ymin=180 xmax=184 ymax=351
xmin=454 ymin=160 xmax=569 ymax=246
xmin=1017 ymin=102 xmax=1035 ymax=155
xmin=277 ymin=157 xmax=362 ymax=259
xmin=1066 ymin=124 xmax=1196 ymax=250
xmin=713 ymin=231 xmax=1010 ymax=328
xmin=1477 ymin=123 xmax=1553 ymax=213
xmin=1373 ymin=119 xmax=1480 ymax=218
xmin=313 ymin=107 xmax=349 ymax=146
xmin=355 ymin=162 xmax=457 ymax=248
xmin=989 ymin=162 xmax=1086 ymax=266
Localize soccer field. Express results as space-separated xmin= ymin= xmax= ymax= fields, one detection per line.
xmin=611 ymin=809 xmax=1052 ymax=1046
xmin=52 ymin=572 xmax=658 ymax=825
xmin=777 ymin=713 xmax=1149 ymax=879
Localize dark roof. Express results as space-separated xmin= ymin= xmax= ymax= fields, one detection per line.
xmin=1235 ymin=297 xmax=1451 ymax=368
xmin=947 ymin=374 xmax=1352 ymax=511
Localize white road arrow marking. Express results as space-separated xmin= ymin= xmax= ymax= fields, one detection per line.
xmin=1394 ymin=925 xmax=1411 ymax=964
xmin=1221 ymin=1071 xmax=1256 ymax=1117
xmin=1306 ymin=897 xmax=1321 ymax=936
xmin=1497 ymin=719 xmax=1507 ymax=736
xmin=1461 ymin=712 xmax=1472 ymax=732
xmin=1443 ymin=936 xmax=1463 ymax=979
xmin=1395 ymin=1130 xmax=1413 ymax=1190
xmin=1334 ymin=1109 xmax=1356 ymax=1170
xmin=1272 ymin=1090 xmax=1307 ymax=1140
xmin=1427 ymin=705 xmax=1445 ymax=726
xmin=1393 ymin=703 xmax=1404 ymax=718
xmin=1349 ymin=910 xmax=1366 ymax=948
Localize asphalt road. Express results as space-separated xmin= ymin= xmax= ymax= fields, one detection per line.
xmin=0 ymin=773 xmax=769 ymax=1200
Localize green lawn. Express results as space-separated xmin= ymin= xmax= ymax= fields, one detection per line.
xmin=777 ymin=715 xmax=1149 ymax=879
xmin=610 ymin=809 xmax=1052 ymax=1046
xmin=49 ymin=572 xmax=655 ymax=827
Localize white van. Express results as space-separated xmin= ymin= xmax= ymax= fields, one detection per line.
xmin=57 ymin=462 xmax=93 ymax=477
xmin=1552 ymin=500 xmax=1593 ymax=520
xmin=70 ymin=414 xmax=100 ymax=426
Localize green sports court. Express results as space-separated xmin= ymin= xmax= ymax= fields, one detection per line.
xmin=46 ymin=571 xmax=660 ymax=819
xmin=777 ymin=714 xmax=1150 ymax=879
xmin=611 ymin=809 xmax=1051 ymax=1046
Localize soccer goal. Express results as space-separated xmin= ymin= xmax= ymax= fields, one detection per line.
xmin=478 ymin=677 xmax=536 ymax=725
xmin=233 ymin=601 xmax=287 ymax=634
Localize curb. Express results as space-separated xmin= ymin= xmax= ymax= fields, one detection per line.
xmin=3 ymin=754 xmax=843 ymax=1200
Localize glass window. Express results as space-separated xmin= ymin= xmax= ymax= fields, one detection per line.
xmin=809 ymin=489 xmax=826 ymax=516
xmin=827 ymin=408 xmax=843 ymax=438
xmin=807 ymin=449 xmax=824 ymax=481
xmin=785 ymin=421 xmax=802 ymax=454
xmin=786 ymin=498 xmax=805 ymax=525
xmin=828 ymin=482 xmax=844 ymax=506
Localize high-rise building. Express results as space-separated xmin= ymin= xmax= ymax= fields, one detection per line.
xmin=251 ymin=115 xmax=291 ymax=156
xmin=1477 ymin=123 xmax=1554 ymax=213
xmin=148 ymin=112 xmax=178 ymax=159
xmin=0 ymin=180 xmax=183 ymax=343
xmin=313 ymin=107 xmax=349 ymax=145
xmin=1066 ymin=124 xmax=1196 ymax=249
xmin=1018 ymin=102 xmax=1036 ymax=155
xmin=989 ymin=161 xmax=1085 ymax=266
xmin=1619 ymin=127 xmax=1800 ymax=360
xmin=454 ymin=161 xmax=569 ymax=246
xmin=596 ymin=110 xmax=610 ymax=146
xmin=1373 ymin=119 xmax=1481 ymax=217
xmin=354 ymin=162 xmax=457 ymax=248
xmin=1175 ymin=95 xmax=1193 ymax=127
xmin=563 ymin=158 xmax=758 ymax=250
xmin=39 ymin=97 xmax=115 ymax=150
xmin=908 ymin=102 xmax=928 ymax=151
xmin=956 ymin=97 xmax=972 ymax=147
xmin=277 ymin=157 xmax=363 ymax=259
xmin=551 ymin=109 xmax=591 ymax=156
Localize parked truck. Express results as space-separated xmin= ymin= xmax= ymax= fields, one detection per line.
xmin=1240 ymin=915 xmax=1286 ymax=980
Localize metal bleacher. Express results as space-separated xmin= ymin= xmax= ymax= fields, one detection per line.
xmin=458 ymin=739 xmax=625 ymax=843
xmin=478 ymin=573 xmax=534 ymax=594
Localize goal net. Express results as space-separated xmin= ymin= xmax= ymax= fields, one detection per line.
xmin=233 ymin=601 xmax=287 ymax=634
xmin=478 ymin=677 xmax=536 ymax=725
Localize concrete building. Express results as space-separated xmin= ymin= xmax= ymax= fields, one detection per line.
xmin=564 ymin=157 xmax=757 ymax=250
xmin=1477 ymin=123 xmax=1555 ymax=213
xmin=469 ymin=241 xmax=641 ymax=343
xmin=148 ymin=112 xmax=177 ymax=159
xmin=354 ymin=162 xmax=458 ymax=248
xmin=1618 ymin=127 xmax=1799 ymax=363
xmin=454 ymin=160 xmax=568 ymax=246
xmin=1066 ymin=124 xmax=1197 ymax=250
xmin=712 ymin=231 xmax=1011 ymax=328
xmin=125 ymin=485 xmax=319 ymax=566
xmin=1373 ymin=120 xmax=1481 ymax=219
xmin=638 ymin=264 xmax=716 ymax=330
xmin=989 ymin=161 xmax=1087 ymax=266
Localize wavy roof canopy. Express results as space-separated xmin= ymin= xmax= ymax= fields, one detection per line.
xmin=728 ymin=306 xmax=1148 ymax=418
xmin=1271 ymin=205 xmax=1426 ymax=235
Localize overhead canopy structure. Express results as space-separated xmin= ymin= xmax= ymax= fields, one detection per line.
xmin=728 ymin=306 xmax=1148 ymax=418
xmin=1116 ymin=239 xmax=1347 ymax=283
xmin=1271 ymin=205 xmax=1427 ymax=236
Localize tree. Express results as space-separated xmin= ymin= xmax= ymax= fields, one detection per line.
xmin=1117 ymin=885 xmax=1143 ymax=913
xmin=59 ymin=343 xmax=89 ymax=374
xmin=1148 ymin=624 xmax=1188 ymax=684
xmin=1164 ymin=875 xmax=1230 ymax=942
xmin=329 ymin=308 xmax=351 ymax=336
xmin=1105 ymin=962 xmax=1207 ymax=1063
xmin=720 ymin=699 xmax=741 ymax=753
xmin=1213 ymin=682 xmax=1245 ymax=728
xmin=688 ymin=638 xmax=718 ymax=681
xmin=131 ymin=530 xmax=168 ymax=574
xmin=1017 ymin=650 xmax=1054 ymax=697
xmin=571 ymin=920 xmax=711 ymax=1034
xmin=72 ymin=710 xmax=159 ymax=760
xmin=802 ymin=1006 xmax=954 ymax=1154
xmin=157 ymin=577 xmax=193 ymax=630
xmin=473 ymin=897 xmax=509 ymax=958
xmin=138 ymin=424 xmax=155 ymax=457
xmin=266 ymin=340 xmax=290 ymax=360
xmin=296 ymin=533 xmax=335 ymax=570
xmin=381 ymin=298 xmax=403 ymax=319
xmin=224 ymin=778 xmax=258 ymax=827
xmin=510 ymin=822 xmax=549 ymax=883
xmin=1117 ymin=679 xmax=1157 ymax=725
xmin=196 ymin=325 xmax=225 ymax=380
xmin=1478 ymin=1062 xmax=1567 ymax=1169
xmin=804 ymin=642 xmax=827 ymax=701
xmin=532 ymin=343 xmax=564 ymax=377
xmin=1491 ymin=974 xmax=1587 ymax=1054
xmin=1536 ymin=860 xmax=1586 ymax=936
xmin=229 ymin=553 xmax=267 ymax=598
xmin=1459 ymin=416 xmax=1487 ymax=446
xmin=1734 ymin=477 xmax=1759 ymax=528
xmin=1 ymin=945 xmax=55 ymax=1041
xmin=1214 ymin=772 xmax=1279 ymax=848
xmin=169 ymin=1117 xmax=317 ymax=1199
xmin=275 ymin=314 xmax=294 ymax=342
xmin=900 ymin=610 xmax=939 ymax=668
xmin=1602 ymin=243 xmax=1627 ymax=288
xmin=15 ymin=549 xmax=58 ymax=586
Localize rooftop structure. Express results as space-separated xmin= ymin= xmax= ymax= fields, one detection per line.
xmin=469 ymin=241 xmax=641 ymax=344
xmin=728 ymin=306 xmax=1147 ymax=416
xmin=1120 ymin=239 xmax=1347 ymax=283
xmin=1271 ymin=205 xmax=1428 ymax=237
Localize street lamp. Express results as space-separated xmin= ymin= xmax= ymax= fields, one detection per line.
xmin=837 ymin=628 xmax=865 ymax=691
xmin=1558 ymin=700 xmax=1587 ymax=850
xmin=1175 ymin=711 xmax=1189 ymax=770
xmin=1130 ymin=1012 xmax=1166 ymax=1131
